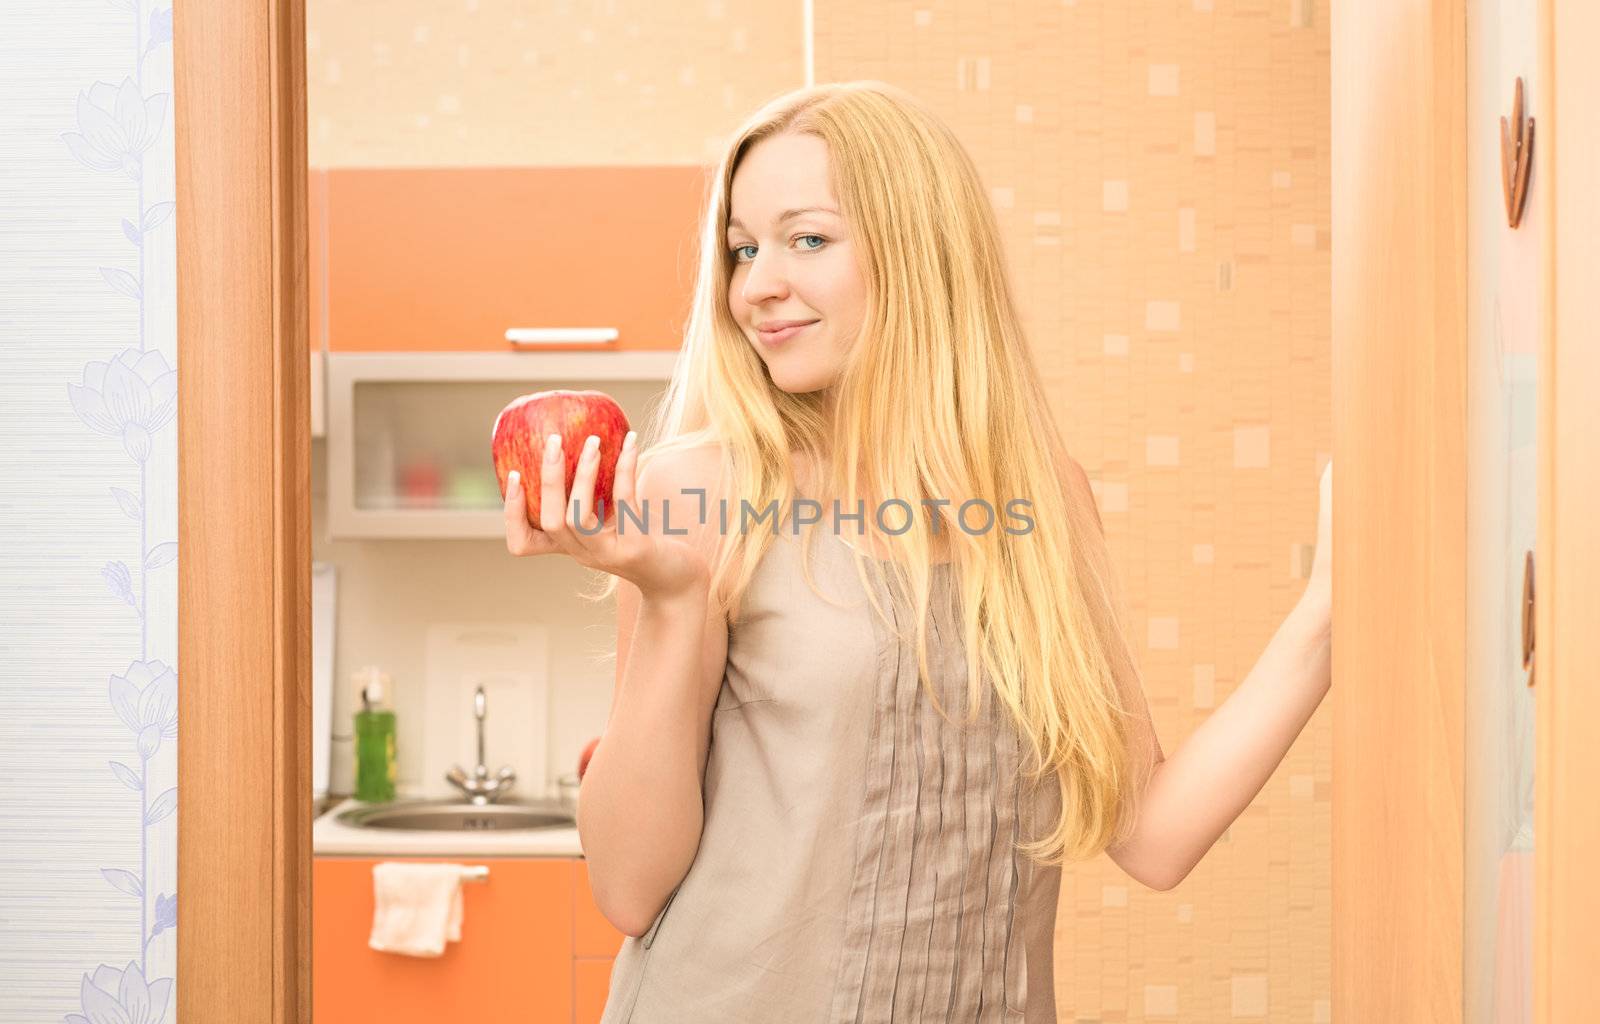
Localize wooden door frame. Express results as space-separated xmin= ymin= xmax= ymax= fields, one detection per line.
xmin=175 ymin=0 xmax=311 ymax=1020
xmin=1333 ymin=0 xmax=1599 ymax=1020
xmin=1536 ymin=0 xmax=1600 ymax=1018
xmin=174 ymin=0 xmax=1596 ymax=1020
xmin=1331 ymin=0 xmax=1468 ymax=1018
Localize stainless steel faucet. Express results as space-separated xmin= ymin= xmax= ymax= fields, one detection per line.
xmin=444 ymin=685 xmax=517 ymax=805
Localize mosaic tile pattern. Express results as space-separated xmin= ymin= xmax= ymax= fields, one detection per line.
xmin=305 ymin=0 xmax=805 ymax=166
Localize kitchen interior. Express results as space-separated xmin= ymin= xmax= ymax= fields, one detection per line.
xmin=305 ymin=0 xmax=1338 ymax=1021
xmin=302 ymin=1 xmax=797 ymax=1019
xmin=309 ymin=355 xmax=658 ymax=1020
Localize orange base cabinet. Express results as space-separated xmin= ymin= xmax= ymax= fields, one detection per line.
xmin=574 ymin=959 xmax=616 ymax=1024
xmin=573 ymin=860 xmax=625 ymax=1023
xmin=313 ymin=855 xmax=628 ymax=1023
xmin=313 ymin=856 xmax=575 ymax=1023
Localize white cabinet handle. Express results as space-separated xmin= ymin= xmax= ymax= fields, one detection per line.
xmin=504 ymin=328 xmax=619 ymax=346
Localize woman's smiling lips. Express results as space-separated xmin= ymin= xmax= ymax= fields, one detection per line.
xmin=756 ymin=319 xmax=818 ymax=347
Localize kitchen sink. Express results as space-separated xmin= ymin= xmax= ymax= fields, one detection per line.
xmin=336 ymin=798 xmax=576 ymax=832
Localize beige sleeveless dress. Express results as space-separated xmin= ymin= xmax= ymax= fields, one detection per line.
xmin=598 ymin=523 xmax=1063 ymax=1023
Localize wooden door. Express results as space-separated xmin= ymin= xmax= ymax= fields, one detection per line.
xmin=1331 ymin=1 xmax=1468 ymax=1018
xmin=175 ymin=0 xmax=312 ymax=1020
xmin=1536 ymin=0 xmax=1600 ymax=1016
xmin=1332 ymin=0 xmax=1600 ymax=1020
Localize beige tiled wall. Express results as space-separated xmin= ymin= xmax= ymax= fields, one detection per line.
xmin=305 ymin=0 xmax=805 ymax=167
xmin=308 ymin=1 xmax=1331 ymax=1019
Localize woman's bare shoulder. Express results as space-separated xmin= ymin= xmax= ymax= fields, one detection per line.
xmin=635 ymin=440 xmax=752 ymax=605
xmin=633 ymin=440 xmax=735 ymax=556
xmin=636 ymin=439 xmax=730 ymax=503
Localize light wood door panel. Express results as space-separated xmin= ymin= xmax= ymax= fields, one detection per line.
xmin=1538 ymin=0 xmax=1600 ymax=1015
xmin=1331 ymin=1 xmax=1467 ymax=1019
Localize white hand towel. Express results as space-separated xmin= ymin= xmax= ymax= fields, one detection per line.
xmin=368 ymin=862 xmax=471 ymax=957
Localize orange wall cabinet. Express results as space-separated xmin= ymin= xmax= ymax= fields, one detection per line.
xmin=313 ymin=855 xmax=623 ymax=1023
xmin=307 ymin=166 xmax=707 ymax=354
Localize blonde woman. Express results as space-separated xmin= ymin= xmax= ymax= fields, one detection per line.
xmin=502 ymin=80 xmax=1334 ymax=1023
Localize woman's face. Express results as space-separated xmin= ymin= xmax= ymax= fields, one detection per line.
xmin=725 ymin=132 xmax=868 ymax=396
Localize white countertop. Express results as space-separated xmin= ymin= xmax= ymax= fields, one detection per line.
xmin=313 ymin=796 xmax=585 ymax=858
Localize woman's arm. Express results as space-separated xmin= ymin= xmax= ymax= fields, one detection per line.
xmin=1106 ymin=584 xmax=1330 ymax=891
xmin=1067 ymin=458 xmax=1334 ymax=892
xmin=577 ymin=446 xmax=731 ymax=937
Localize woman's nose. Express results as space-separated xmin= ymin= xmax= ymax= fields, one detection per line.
xmin=740 ymin=252 xmax=788 ymax=306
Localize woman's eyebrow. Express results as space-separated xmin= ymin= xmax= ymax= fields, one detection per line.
xmin=727 ymin=206 xmax=839 ymax=231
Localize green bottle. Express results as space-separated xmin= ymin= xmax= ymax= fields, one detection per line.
xmin=353 ymin=667 xmax=397 ymax=803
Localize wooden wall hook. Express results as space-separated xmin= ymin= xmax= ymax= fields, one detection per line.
xmin=1500 ymin=76 xmax=1535 ymax=228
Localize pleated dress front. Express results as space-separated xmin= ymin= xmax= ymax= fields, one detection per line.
xmin=598 ymin=522 xmax=1063 ymax=1023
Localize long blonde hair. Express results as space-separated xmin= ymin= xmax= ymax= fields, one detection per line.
xmin=596 ymin=80 xmax=1152 ymax=867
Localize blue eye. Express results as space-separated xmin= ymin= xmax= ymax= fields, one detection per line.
xmin=729 ymin=235 xmax=827 ymax=263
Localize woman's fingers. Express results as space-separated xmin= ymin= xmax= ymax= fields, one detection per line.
xmin=612 ymin=431 xmax=639 ymax=529
xmin=503 ymin=470 xmax=530 ymax=546
xmin=538 ymin=433 xmax=570 ymax=535
xmin=1317 ymin=461 xmax=1333 ymax=545
xmin=568 ymin=434 xmax=603 ymax=535
xmin=1309 ymin=461 xmax=1333 ymax=585
xmin=503 ymin=470 xmax=557 ymax=556
xmin=509 ymin=431 xmax=645 ymax=569
xmin=536 ymin=432 xmax=608 ymax=562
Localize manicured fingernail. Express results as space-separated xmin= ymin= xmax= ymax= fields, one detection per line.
xmin=583 ymin=434 xmax=599 ymax=460
xmin=623 ymin=430 xmax=636 ymax=451
xmin=508 ymin=470 xmax=520 ymax=491
xmin=545 ymin=434 xmax=560 ymax=462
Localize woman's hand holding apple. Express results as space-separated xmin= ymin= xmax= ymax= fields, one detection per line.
xmin=502 ymin=430 xmax=710 ymax=602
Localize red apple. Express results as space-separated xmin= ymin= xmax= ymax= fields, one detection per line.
xmin=491 ymin=390 xmax=630 ymax=530
xmin=578 ymin=736 xmax=601 ymax=781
